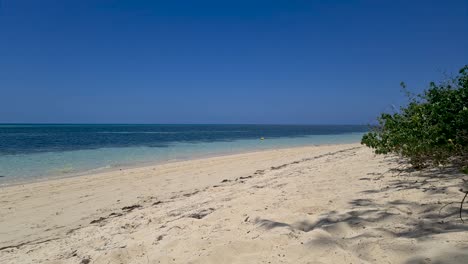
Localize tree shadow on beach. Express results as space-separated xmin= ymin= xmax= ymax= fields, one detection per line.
xmin=256 ymin=197 xmax=468 ymax=239
xmin=360 ymin=162 xmax=468 ymax=199
xmin=253 ymin=160 xmax=468 ymax=263
xmin=255 ymin=164 xmax=468 ymax=239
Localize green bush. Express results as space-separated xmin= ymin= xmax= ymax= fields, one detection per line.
xmin=362 ymin=65 xmax=468 ymax=171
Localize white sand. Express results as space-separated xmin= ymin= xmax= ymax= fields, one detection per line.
xmin=1 ymin=143 xmax=467 ymax=263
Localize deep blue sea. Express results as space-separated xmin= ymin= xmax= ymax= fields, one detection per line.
xmin=0 ymin=124 xmax=367 ymax=184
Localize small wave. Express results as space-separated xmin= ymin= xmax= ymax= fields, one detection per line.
xmin=96 ymin=131 xmax=248 ymax=134
xmin=97 ymin=131 xmax=183 ymax=134
xmin=51 ymin=165 xmax=75 ymax=174
xmin=0 ymin=133 xmax=50 ymax=137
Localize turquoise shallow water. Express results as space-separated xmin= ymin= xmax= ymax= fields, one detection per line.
xmin=0 ymin=125 xmax=366 ymax=184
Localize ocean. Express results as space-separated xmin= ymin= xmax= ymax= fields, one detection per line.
xmin=0 ymin=124 xmax=367 ymax=184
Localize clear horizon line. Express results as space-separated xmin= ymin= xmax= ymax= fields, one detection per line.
xmin=0 ymin=122 xmax=371 ymax=126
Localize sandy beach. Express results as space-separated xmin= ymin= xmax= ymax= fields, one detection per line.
xmin=1 ymin=143 xmax=467 ymax=263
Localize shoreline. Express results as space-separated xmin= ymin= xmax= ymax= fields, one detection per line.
xmin=0 ymin=143 xmax=360 ymax=246
xmin=1 ymin=142 xmax=467 ymax=263
xmin=0 ymin=141 xmax=358 ymax=188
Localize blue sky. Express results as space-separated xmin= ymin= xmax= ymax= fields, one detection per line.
xmin=1 ymin=0 xmax=467 ymax=124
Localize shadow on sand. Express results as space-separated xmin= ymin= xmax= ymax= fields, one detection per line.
xmin=255 ymin=163 xmax=468 ymax=263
